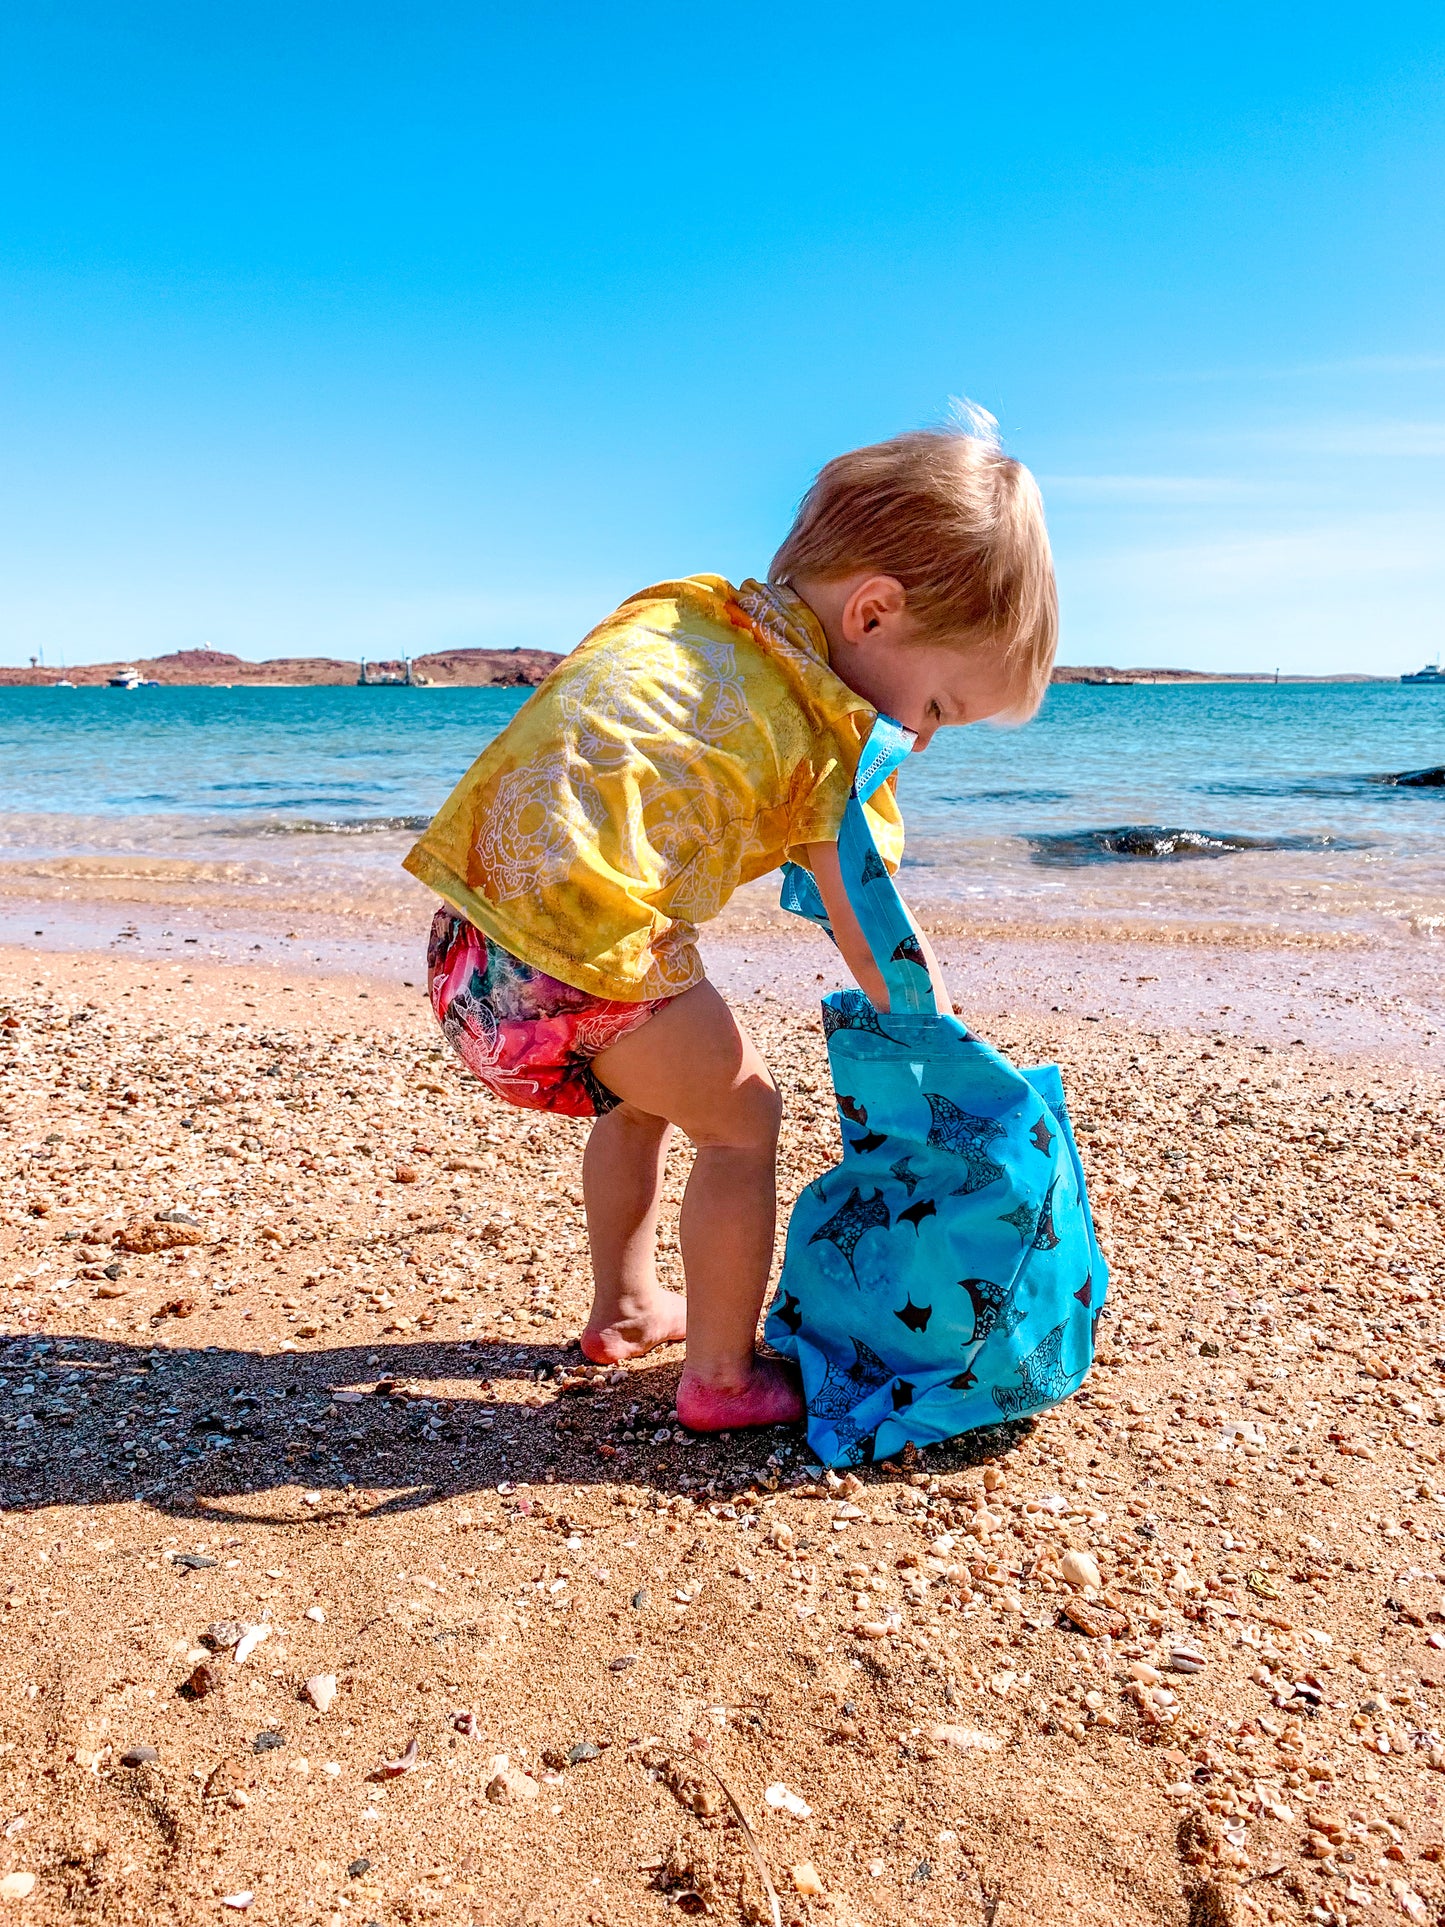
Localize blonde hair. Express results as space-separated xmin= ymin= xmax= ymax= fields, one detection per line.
xmin=770 ymin=415 xmax=1058 ymax=718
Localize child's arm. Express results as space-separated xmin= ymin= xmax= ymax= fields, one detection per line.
xmin=804 ymin=841 xmax=952 ymax=1014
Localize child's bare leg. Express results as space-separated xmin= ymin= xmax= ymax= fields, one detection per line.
xmin=579 ymin=1104 xmax=687 ymax=1363
xmin=588 ymin=981 xmax=802 ymax=1431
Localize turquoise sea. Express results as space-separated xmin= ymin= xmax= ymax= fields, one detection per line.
xmin=1 ymin=681 xmax=1442 ymax=938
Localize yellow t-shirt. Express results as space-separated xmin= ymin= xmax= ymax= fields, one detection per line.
xmin=402 ymin=575 xmax=904 ymax=1001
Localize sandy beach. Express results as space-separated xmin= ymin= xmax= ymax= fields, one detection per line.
xmin=1 ymin=903 xmax=1443 ymax=1927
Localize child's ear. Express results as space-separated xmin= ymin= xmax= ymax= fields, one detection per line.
xmin=842 ymin=574 xmax=907 ymax=644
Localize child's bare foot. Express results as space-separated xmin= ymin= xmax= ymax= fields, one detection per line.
xmin=676 ymin=1356 xmax=804 ymax=1433
xmin=579 ymin=1289 xmax=688 ymax=1364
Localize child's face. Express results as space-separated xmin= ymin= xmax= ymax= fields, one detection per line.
xmin=851 ymin=631 xmax=1022 ymax=750
xmin=796 ymin=572 xmax=1022 ymax=750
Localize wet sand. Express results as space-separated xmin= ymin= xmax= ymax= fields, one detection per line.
xmin=1 ymin=906 xmax=1443 ymax=1925
xmin=2 ymin=857 xmax=1440 ymax=1068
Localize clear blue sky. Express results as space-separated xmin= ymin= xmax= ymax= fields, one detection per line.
xmin=1 ymin=3 xmax=1442 ymax=673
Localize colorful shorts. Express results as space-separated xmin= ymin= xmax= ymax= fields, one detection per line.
xmin=426 ymin=908 xmax=671 ymax=1118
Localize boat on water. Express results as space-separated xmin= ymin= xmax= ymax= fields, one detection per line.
xmin=1402 ymin=660 xmax=1443 ymax=685
xmin=53 ymin=678 xmax=75 ymax=688
xmin=106 ymin=666 xmax=158 ymax=688
xmin=357 ymin=655 xmax=429 ymax=687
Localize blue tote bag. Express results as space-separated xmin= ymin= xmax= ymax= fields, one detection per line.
xmin=764 ymin=714 xmax=1108 ymax=1468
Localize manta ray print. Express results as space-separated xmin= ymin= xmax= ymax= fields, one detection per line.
xmin=991 ymin=1321 xmax=1072 ymax=1419
xmin=959 ymin=1274 xmax=1026 ymax=1346
xmin=1030 ymin=1180 xmax=1062 ymax=1252
xmin=925 ymin=1093 xmax=1007 ymax=1196
xmin=811 ymin=1336 xmax=895 ymax=1419
xmin=807 ymin=1186 xmax=891 ymax=1281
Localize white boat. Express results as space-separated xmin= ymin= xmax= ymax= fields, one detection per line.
xmin=107 ymin=666 xmax=144 ymax=689
xmin=1402 ymin=660 xmax=1443 ymax=685
xmin=53 ymin=678 xmax=75 ymax=688
xmin=357 ymin=654 xmax=419 ymax=686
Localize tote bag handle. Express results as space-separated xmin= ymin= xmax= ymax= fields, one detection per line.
xmin=780 ymin=714 xmax=943 ymax=1016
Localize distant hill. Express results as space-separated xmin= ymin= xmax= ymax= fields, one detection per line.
xmin=1050 ymin=665 xmax=1390 ymax=684
xmin=0 ymin=646 xmax=564 ymax=688
xmin=1 ymin=649 xmax=1393 ymax=689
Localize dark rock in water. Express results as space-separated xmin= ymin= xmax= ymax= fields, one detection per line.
xmin=1026 ymin=825 xmax=1350 ymax=866
xmin=1378 ymin=765 xmax=1445 ymax=787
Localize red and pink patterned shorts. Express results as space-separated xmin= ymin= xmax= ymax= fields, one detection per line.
xmin=426 ymin=908 xmax=671 ymax=1118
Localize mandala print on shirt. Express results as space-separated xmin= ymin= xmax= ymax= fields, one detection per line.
xmin=475 ymin=752 xmax=603 ymax=902
xmin=640 ymin=777 xmax=748 ymax=927
xmin=645 ymin=916 xmax=710 ymax=992
xmin=733 ymin=580 xmax=833 ymax=679
xmin=556 ymin=634 xmax=698 ymax=771
xmin=991 ymin=1320 xmax=1071 ymax=1419
xmin=689 ymin=639 xmax=751 ymax=741
xmin=925 ymin=1093 xmax=1007 ymax=1196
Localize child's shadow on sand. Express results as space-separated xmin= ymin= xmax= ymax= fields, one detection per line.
xmin=5 ymin=1327 xmax=1023 ymax=1522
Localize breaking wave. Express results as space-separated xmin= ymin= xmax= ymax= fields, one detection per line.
xmin=222 ymin=814 xmax=432 ymax=837
xmin=1025 ymin=825 xmax=1359 ymax=866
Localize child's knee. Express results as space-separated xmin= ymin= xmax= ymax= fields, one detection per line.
xmin=700 ymin=1074 xmax=782 ymax=1153
xmin=754 ymin=1077 xmax=784 ymax=1143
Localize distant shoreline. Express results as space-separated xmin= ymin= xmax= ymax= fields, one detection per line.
xmin=0 ymin=644 xmax=563 ymax=689
xmin=1049 ymin=666 xmax=1397 ymax=685
xmin=0 ymin=647 xmax=1406 ymax=688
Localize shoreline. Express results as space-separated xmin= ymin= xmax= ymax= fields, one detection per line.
xmin=1 ymin=859 xmax=1440 ymax=1071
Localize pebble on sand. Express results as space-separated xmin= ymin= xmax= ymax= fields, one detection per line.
xmin=928 ymin=1724 xmax=1001 ymax=1752
xmin=232 ymin=1624 xmax=271 ymax=1666
xmin=114 ymin=1219 xmax=205 ymax=1254
xmin=1058 ymin=1550 xmax=1102 ymax=1591
xmin=765 ymin=1782 xmax=812 ymax=1819
xmin=486 ymin=1764 xmax=540 ymax=1804
xmin=301 ymin=1674 xmax=337 ymax=1713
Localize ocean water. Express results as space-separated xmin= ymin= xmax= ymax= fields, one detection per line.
xmin=2 ymin=681 xmax=1442 ymax=939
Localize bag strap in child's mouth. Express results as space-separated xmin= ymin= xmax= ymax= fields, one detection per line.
xmin=780 ymin=713 xmax=942 ymax=1017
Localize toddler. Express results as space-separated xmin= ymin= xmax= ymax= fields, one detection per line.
xmin=404 ymin=422 xmax=1057 ymax=1431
